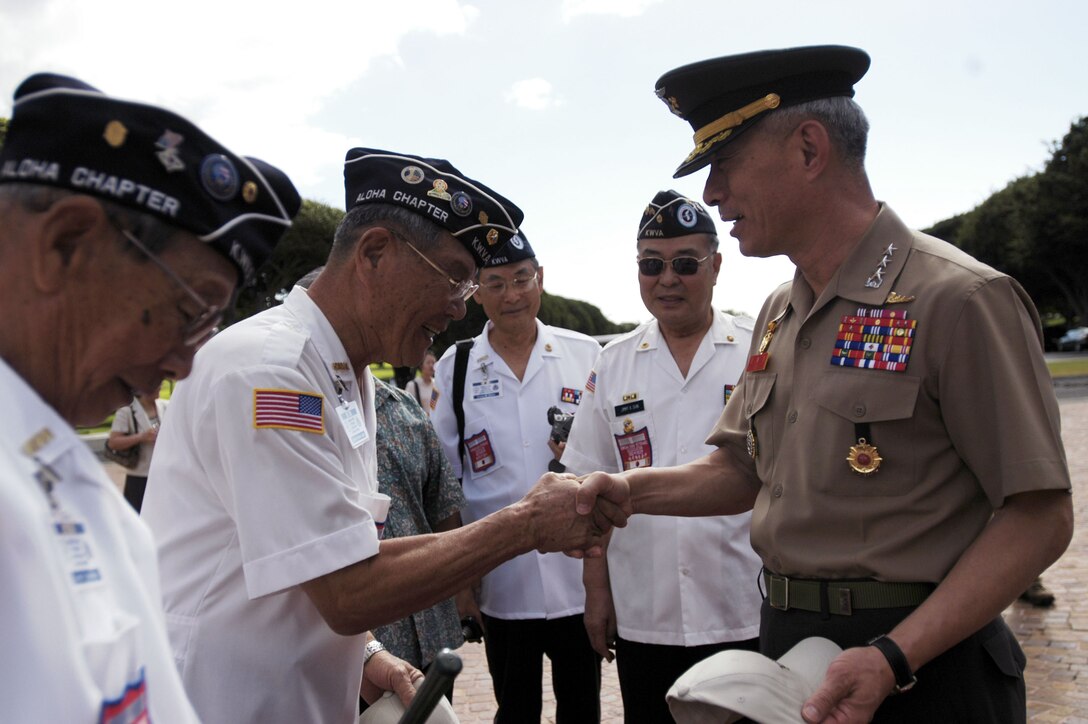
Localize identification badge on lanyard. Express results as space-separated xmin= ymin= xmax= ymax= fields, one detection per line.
xmin=335 ymin=400 xmax=369 ymax=449
xmin=471 ymin=379 xmax=502 ymax=400
xmin=53 ymin=515 xmax=105 ymax=590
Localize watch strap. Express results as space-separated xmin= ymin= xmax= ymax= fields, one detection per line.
xmin=364 ymin=639 xmax=386 ymax=664
xmin=867 ymin=634 xmax=917 ymax=693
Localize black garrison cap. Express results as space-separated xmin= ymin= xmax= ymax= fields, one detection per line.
xmin=0 ymin=73 xmax=301 ymax=285
xmin=343 ymin=148 xmax=524 ymax=268
xmin=637 ymin=189 xmax=716 ymax=241
xmin=483 ymin=230 xmax=535 ymax=268
xmin=655 ymin=45 xmax=871 ymax=177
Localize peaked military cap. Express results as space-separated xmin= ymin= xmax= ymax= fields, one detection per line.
xmin=343 ymin=148 xmax=524 ymax=268
xmin=483 ymin=230 xmax=535 ymax=268
xmin=637 ymin=189 xmax=716 ymax=240
xmin=0 ymin=73 xmax=301 ymax=285
xmin=655 ymin=45 xmax=871 ymax=177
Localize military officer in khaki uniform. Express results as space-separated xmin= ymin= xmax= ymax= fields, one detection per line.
xmin=576 ymin=45 xmax=1072 ymax=723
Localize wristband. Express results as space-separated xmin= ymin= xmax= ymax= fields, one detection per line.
xmin=867 ymin=634 xmax=916 ymax=693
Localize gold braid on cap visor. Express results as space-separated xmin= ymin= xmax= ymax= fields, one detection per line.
xmin=682 ymin=93 xmax=781 ymax=165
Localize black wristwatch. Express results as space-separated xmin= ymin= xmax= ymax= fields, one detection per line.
xmin=867 ymin=634 xmax=917 ymax=693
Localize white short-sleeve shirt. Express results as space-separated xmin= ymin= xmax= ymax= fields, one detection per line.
xmin=142 ymin=288 xmax=388 ymax=724
xmin=431 ymin=320 xmax=599 ymax=619
xmin=0 ymin=358 xmax=199 ymax=723
xmin=562 ymin=312 xmax=764 ymax=646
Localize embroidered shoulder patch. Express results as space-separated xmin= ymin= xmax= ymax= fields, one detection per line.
xmin=253 ymin=389 xmax=325 ymax=434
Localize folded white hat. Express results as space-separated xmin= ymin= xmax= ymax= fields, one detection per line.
xmin=357 ymin=689 xmax=460 ymax=724
xmin=667 ymin=637 xmax=843 ymax=724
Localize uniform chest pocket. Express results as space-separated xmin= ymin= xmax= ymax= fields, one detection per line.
xmin=609 ymin=409 xmax=656 ymax=471
xmin=463 ymin=415 xmax=503 ymax=479
xmin=743 ymin=372 xmax=777 ymax=470
xmin=810 ymin=370 xmax=920 ymax=497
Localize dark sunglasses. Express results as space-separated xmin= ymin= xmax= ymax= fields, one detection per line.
xmin=636 ymin=255 xmax=710 ymax=276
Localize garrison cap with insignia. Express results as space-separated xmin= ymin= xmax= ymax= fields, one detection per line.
xmin=483 ymin=230 xmax=535 ymax=268
xmin=655 ymin=45 xmax=871 ymax=177
xmin=0 ymin=73 xmax=301 ymax=285
xmin=343 ymin=147 xmax=524 ymax=268
xmin=637 ymin=189 xmax=716 ymax=240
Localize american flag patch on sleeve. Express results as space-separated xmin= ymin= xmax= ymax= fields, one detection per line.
xmin=253 ymin=389 xmax=325 ymax=434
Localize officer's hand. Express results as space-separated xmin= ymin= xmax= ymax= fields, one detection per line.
xmin=801 ymin=646 xmax=897 ymax=723
xmin=361 ymin=649 xmax=424 ymax=707
xmin=576 ymin=471 xmax=632 ymax=532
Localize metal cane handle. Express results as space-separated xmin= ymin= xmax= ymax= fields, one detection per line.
xmin=397 ymin=649 xmax=463 ymax=724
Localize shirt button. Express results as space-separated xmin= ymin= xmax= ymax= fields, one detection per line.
xmin=680 ymin=567 xmax=690 ymax=577
xmin=680 ymin=445 xmax=687 ymax=454
xmin=787 ymin=410 xmax=798 ymax=423
xmin=800 ymin=338 xmax=812 ymax=349
xmin=523 ymin=440 xmax=531 ymax=448
xmin=854 ymin=405 xmax=866 ymax=417
xmin=773 ymin=485 xmax=783 ymax=498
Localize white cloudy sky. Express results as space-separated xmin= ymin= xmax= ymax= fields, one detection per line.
xmin=2 ymin=0 xmax=1085 ymax=324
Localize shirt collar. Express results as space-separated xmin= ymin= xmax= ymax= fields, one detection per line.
xmin=0 ymin=356 xmax=86 ymax=469
xmin=283 ymin=286 xmax=359 ymax=385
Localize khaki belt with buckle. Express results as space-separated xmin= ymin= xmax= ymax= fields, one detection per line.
xmin=763 ymin=572 xmax=934 ymax=616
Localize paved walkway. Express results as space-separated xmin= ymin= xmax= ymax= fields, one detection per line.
xmin=102 ymin=387 xmax=1088 ymax=722
xmin=448 ymin=389 xmax=1088 ymax=723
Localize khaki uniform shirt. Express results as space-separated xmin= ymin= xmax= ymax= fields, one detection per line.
xmin=707 ymin=204 xmax=1070 ymax=582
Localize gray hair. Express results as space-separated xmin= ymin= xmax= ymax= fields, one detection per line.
xmin=329 ymin=203 xmax=447 ymax=263
xmin=762 ymin=97 xmax=870 ymax=171
xmin=0 ymin=183 xmax=182 ymax=253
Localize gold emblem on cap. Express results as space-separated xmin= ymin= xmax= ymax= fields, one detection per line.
xmin=623 ymin=418 xmax=634 ymax=434
xmin=847 ymin=438 xmax=882 ymax=475
xmin=486 ymin=229 xmax=499 ymax=246
xmin=103 ymin=120 xmax=128 ymax=148
xmin=683 ymin=93 xmax=781 ymax=165
xmin=478 ymin=210 xmax=489 ymax=225
xmin=884 ymin=291 xmax=916 ymax=305
xmin=242 ymin=181 xmax=258 ymax=204
xmin=427 ymin=179 xmax=452 ymax=201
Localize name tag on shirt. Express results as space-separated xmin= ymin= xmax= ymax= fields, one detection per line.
xmin=335 ymin=400 xmax=369 ymax=448
xmin=53 ymin=518 xmax=104 ymax=590
xmin=471 ymin=379 xmax=502 ymax=401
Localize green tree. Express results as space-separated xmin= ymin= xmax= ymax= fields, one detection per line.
xmin=926 ymin=116 xmax=1088 ymax=326
xmin=233 ymin=199 xmax=343 ymax=321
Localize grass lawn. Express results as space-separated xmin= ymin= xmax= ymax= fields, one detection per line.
xmin=1049 ymin=357 xmax=1088 ymax=378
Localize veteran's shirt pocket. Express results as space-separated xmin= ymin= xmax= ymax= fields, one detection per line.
xmin=609 ymin=402 xmax=657 ymax=472
xmin=811 ymin=370 xmax=920 ymax=497
xmin=463 ymin=415 xmax=502 ymax=478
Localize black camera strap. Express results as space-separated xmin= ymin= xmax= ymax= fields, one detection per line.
xmin=451 ymin=338 xmax=475 ymax=480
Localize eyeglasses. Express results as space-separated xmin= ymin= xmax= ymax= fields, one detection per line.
xmin=117 ymin=228 xmax=224 ymax=346
xmin=478 ymin=272 xmax=538 ymax=297
xmin=636 ymin=255 xmax=710 ymax=276
xmin=395 ymin=231 xmax=479 ymax=301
